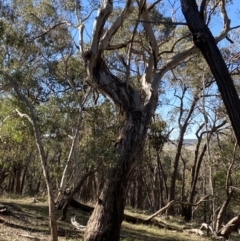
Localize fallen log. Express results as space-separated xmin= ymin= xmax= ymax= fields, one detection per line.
xmin=145 ymin=195 xmax=211 ymax=222
xmin=217 ymin=215 xmax=240 ymax=240
xmin=69 ymin=199 xmax=183 ymax=231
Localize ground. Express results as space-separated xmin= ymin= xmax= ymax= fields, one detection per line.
xmin=0 ymin=195 xmax=237 ymax=241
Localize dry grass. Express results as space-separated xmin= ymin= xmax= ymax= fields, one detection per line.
xmin=0 ymin=195 xmax=233 ymax=241
xmin=0 ymin=196 xmax=84 ymax=241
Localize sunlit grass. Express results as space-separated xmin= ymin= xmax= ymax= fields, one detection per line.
xmin=0 ymin=196 xmax=219 ymax=241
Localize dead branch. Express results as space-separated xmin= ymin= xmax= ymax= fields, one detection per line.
xmin=199 ymin=223 xmax=214 ymax=235
xmin=146 ymin=195 xmax=211 ymax=221
xmin=71 ymin=216 xmax=86 ymax=232
xmin=145 ymin=200 xmax=175 ymax=221
xmin=217 ymin=215 xmax=240 ymax=240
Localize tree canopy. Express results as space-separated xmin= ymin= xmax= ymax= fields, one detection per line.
xmin=0 ymin=0 xmax=240 ymax=241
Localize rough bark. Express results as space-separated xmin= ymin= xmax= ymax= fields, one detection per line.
xmin=80 ymin=3 xmax=158 ymax=238
xmin=180 ymin=0 xmax=240 ymax=144
xmin=83 ymin=105 xmax=156 ymax=241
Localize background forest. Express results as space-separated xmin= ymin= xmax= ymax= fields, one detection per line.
xmin=0 ymin=0 xmax=240 ymax=241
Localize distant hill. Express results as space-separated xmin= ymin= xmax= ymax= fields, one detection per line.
xmin=164 ymin=139 xmax=197 ymax=151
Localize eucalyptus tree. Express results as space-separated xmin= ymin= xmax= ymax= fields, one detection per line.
xmin=0 ymin=98 xmax=37 ymax=194
xmin=0 ymin=1 xmax=81 ymax=240
xmin=73 ymin=0 xmax=239 ymax=240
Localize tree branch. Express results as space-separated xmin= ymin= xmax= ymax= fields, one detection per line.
xmin=99 ymin=0 xmax=134 ymax=51
xmin=90 ymin=0 xmax=113 ymax=55
xmin=29 ymin=21 xmax=70 ymax=41
xmin=133 ymin=19 xmax=188 ymax=26
xmin=15 ymin=109 xmax=33 ymax=125
xmin=145 ymin=194 xmax=211 ymax=221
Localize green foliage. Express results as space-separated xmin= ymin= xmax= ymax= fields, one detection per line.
xmin=213 ymin=170 xmax=226 ymax=187
xmin=232 ymin=170 xmax=240 ymax=186
xmin=149 ymin=117 xmax=167 ymax=150
xmin=0 ymin=20 xmax=5 ymax=40
xmin=79 ymin=100 xmax=120 ymax=168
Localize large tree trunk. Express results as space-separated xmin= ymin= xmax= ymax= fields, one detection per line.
xmin=180 ymin=0 xmax=240 ymax=143
xmin=83 ymin=104 xmax=156 ymax=241
xmin=80 ymin=0 xmax=218 ymax=239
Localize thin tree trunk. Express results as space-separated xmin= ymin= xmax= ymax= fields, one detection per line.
xmin=20 ymin=165 xmax=28 ymax=194
xmin=168 ymin=96 xmax=198 ymax=215
xmin=215 ymin=141 xmax=237 ymax=232
xmin=136 ymin=171 xmax=143 ymax=209
xmin=1 ymin=72 xmax=58 ymax=241
xmin=156 ymin=151 xmax=166 ymax=208
xmin=215 ymin=192 xmax=233 ymax=232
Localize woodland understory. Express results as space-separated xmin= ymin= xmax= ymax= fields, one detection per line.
xmin=1 ymin=0 xmax=240 ymax=241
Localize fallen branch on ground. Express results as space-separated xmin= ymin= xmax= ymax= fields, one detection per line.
xmin=71 ymin=216 xmax=86 ymax=232
xmin=145 ymin=194 xmax=211 ymax=221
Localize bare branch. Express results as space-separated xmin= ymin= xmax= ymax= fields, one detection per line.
xmin=138 ymin=0 xmax=159 ymax=69
xmin=106 ymin=42 xmax=131 ymax=50
xmin=145 ymin=194 xmax=211 ymax=221
xmin=200 ymin=0 xmax=208 ymax=20
xmin=230 ymin=25 xmax=240 ymax=30
xmin=30 ymin=21 xmax=70 ymax=41
xmin=125 ymin=5 xmax=140 ymax=90
xmin=21 ymin=12 xmax=44 ymax=26
xmin=81 ymin=7 xmax=98 ymax=23
xmin=78 ymin=24 xmax=86 ymax=62
xmin=90 ymin=0 xmax=113 ymax=55
xmin=15 ymin=109 xmax=33 ymax=125
xmin=158 ymin=34 xmax=191 ymax=56
xmin=148 ymin=0 xmax=163 ymax=11
xmin=99 ymin=0 xmax=134 ymax=51
xmin=215 ymin=0 xmax=231 ymax=42
xmin=71 ymin=216 xmax=86 ymax=232
xmin=132 ymin=19 xmax=188 ymax=26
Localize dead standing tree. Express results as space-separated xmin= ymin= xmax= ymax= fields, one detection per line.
xmin=73 ymin=0 xmax=240 ymax=240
